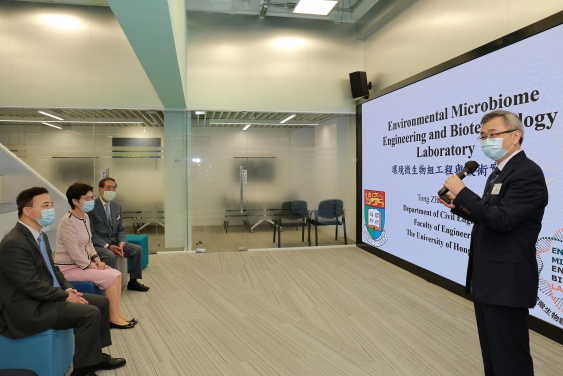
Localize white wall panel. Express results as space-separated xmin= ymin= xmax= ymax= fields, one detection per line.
xmin=187 ymin=12 xmax=250 ymax=110
xmin=363 ymin=0 xmax=441 ymax=92
xmin=0 ymin=1 xmax=10 ymax=105
xmin=364 ymin=0 xmax=563 ymax=94
xmin=249 ymin=17 xmax=311 ymax=112
xmin=89 ymin=6 xmax=161 ymax=108
xmin=307 ymin=20 xmax=364 ymax=113
xmin=9 ymin=2 xmax=91 ymax=107
xmin=509 ymin=0 xmax=563 ymax=32
xmin=437 ymin=0 xmax=508 ymax=63
xmin=187 ymin=12 xmax=363 ymax=113
xmin=0 ymin=0 xmax=162 ymax=109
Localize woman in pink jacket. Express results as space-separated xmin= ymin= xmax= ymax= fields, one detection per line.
xmin=55 ymin=183 xmax=136 ymax=329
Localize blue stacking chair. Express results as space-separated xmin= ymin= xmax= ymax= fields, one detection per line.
xmin=125 ymin=234 xmax=149 ymax=270
xmin=0 ymin=329 xmax=73 ymax=376
xmin=309 ymin=199 xmax=347 ymax=246
xmin=70 ymin=281 xmax=105 ymax=296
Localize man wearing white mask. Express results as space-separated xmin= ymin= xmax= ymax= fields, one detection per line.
xmin=438 ymin=110 xmax=548 ymax=376
xmin=88 ymin=178 xmax=149 ymax=292
xmin=0 ymin=187 xmax=126 ymax=376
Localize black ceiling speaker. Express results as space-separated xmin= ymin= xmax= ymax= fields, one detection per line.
xmin=349 ymin=71 xmax=372 ymax=99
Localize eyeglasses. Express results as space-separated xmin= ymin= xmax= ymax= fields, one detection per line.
xmin=82 ymin=196 xmax=97 ymax=201
xmin=104 ymin=186 xmax=117 ymax=191
xmin=477 ymin=130 xmax=515 ymax=141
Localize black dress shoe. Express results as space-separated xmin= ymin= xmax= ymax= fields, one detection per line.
xmin=90 ymin=354 xmax=126 ymax=371
xmin=110 ymin=322 xmax=135 ymax=329
xmin=71 ymin=368 xmax=97 ymax=376
xmin=128 ymin=318 xmax=139 ymax=324
xmin=127 ymin=280 xmax=150 ymax=291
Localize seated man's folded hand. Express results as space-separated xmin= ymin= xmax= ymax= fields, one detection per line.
xmin=67 ymin=290 xmax=89 ymax=304
xmin=109 ymin=245 xmax=124 ymax=257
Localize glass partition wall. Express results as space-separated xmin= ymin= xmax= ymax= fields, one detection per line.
xmin=0 ymin=108 xmax=354 ymax=253
xmin=0 ymin=108 xmax=188 ymax=254
xmin=189 ymin=111 xmax=356 ymax=252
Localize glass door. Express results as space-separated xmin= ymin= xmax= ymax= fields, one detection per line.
xmin=190 ymin=126 xmax=249 ymax=252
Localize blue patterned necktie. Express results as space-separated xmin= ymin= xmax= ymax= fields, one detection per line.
xmin=485 ymin=167 xmax=501 ymax=197
xmin=37 ymin=233 xmax=60 ymax=288
xmin=105 ymin=203 xmax=111 ymax=223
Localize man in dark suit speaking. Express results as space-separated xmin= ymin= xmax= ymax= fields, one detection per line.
xmin=88 ymin=178 xmax=149 ymax=292
xmin=438 ymin=110 xmax=548 ymax=376
xmin=0 ymin=187 xmax=126 ymax=376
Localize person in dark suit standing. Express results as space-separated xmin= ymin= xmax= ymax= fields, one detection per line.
xmin=0 ymin=187 xmax=127 ymax=376
xmin=438 ymin=110 xmax=548 ymax=376
xmin=88 ymin=178 xmax=149 ymax=292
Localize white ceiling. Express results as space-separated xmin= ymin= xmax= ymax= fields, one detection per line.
xmin=186 ymin=0 xmax=380 ymax=22
xmin=14 ymin=0 xmax=379 ymax=22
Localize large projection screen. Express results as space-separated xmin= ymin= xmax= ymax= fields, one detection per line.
xmin=360 ymin=16 xmax=563 ymax=330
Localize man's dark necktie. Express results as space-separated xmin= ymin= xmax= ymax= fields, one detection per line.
xmin=484 ymin=167 xmax=500 ymax=197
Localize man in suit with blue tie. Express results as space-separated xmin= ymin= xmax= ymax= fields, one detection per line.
xmin=88 ymin=178 xmax=149 ymax=292
xmin=0 ymin=187 xmax=126 ymax=376
xmin=438 ymin=110 xmax=548 ymax=376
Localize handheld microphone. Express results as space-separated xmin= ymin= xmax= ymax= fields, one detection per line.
xmin=438 ymin=160 xmax=479 ymax=204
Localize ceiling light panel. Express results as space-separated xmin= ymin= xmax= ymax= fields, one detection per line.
xmin=42 ymin=122 xmax=62 ymax=129
xmin=38 ymin=110 xmax=64 ymax=120
xmin=293 ymin=0 xmax=338 ymax=16
xmin=41 ymin=15 xmax=82 ymax=29
xmin=272 ymin=38 xmax=306 ymax=49
xmin=280 ymin=114 xmax=296 ymax=123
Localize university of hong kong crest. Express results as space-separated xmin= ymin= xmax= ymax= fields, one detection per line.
xmin=362 ymin=190 xmax=388 ymax=247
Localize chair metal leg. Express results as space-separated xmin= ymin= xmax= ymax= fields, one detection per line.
xmin=335 ymin=223 xmax=339 ymax=240
xmin=273 ymin=219 xmax=277 ymax=243
xmin=302 ymin=219 xmax=305 ymax=242
xmin=315 ymin=222 xmax=318 ymax=246
xmin=277 ymin=220 xmax=281 ymax=248
xmin=307 ymin=219 xmax=311 ymax=246
xmin=343 ymin=217 xmax=347 ymax=245
xmin=226 ymin=221 xmax=229 ymax=233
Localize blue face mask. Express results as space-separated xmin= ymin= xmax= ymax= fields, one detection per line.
xmin=32 ymin=208 xmax=56 ymax=227
xmin=480 ymin=132 xmax=514 ymax=160
xmin=81 ymin=200 xmax=95 ymax=213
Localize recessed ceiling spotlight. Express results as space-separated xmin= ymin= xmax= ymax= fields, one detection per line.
xmin=195 ymin=110 xmax=205 ymax=115
xmin=293 ymin=0 xmax=338 ymax=16
xmin=280 ymin=114 xmax=296 ymax=124
xmin=42 ymin=122 xmax=62 ymax=129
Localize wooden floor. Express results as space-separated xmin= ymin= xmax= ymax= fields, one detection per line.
xmin=97 ymin=247 xmax=563 ymax=376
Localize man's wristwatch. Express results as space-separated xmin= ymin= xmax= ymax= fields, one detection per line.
xmin=104 ymin=244 xmax=109 ymax=249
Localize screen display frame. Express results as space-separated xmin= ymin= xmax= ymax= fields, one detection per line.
xmin=356 ymin=10 xmax=563 ymax=344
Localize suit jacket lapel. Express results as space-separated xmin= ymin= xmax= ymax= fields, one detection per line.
xmin=17 ymin=223 xmax=50 ymax=272
xmin=483 ymin=151 xmax=525 ymax=201
xmin=110 ymin=201 xmax=117 ymax=229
